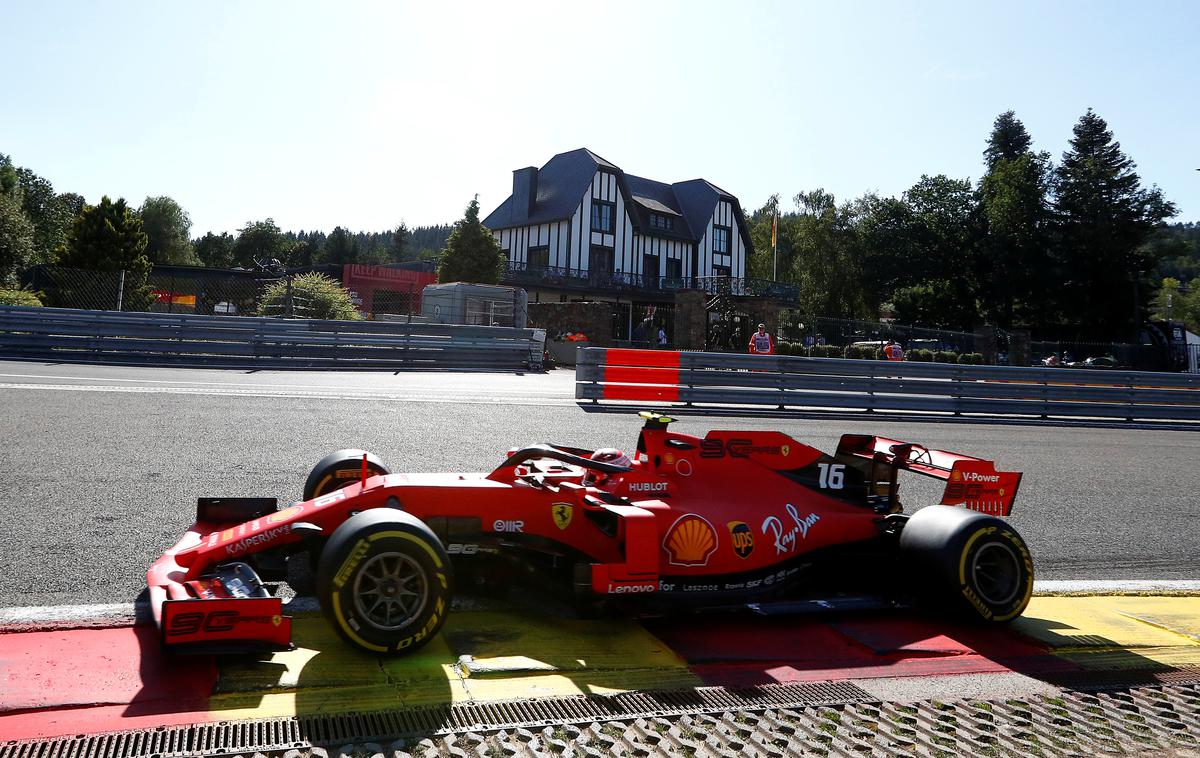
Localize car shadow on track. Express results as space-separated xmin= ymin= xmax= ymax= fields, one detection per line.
xmin=121 ymin=596 xmax=1197 ymax=746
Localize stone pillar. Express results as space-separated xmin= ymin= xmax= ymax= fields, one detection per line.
xmin=974 ymin=325 xmax=998 ymax=365
xmin=673 ymin=290 xmax=707 ymax=351
xmin=1009 ymin=329 xmax=1031 ymax=368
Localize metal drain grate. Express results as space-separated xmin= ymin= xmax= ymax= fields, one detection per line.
xmin=0 ymin=680 xmax=872 ymax=758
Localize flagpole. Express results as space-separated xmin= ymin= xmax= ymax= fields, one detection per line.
xmin=771 ymin=203 xmax=778 ymax=281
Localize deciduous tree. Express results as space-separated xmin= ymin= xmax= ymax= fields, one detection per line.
xmin=194 ymin=231 xmax=236 ymax=268
xmin=232 ymin=219 xmax=292 ymax=268
xmin=139 ymin=196 xmax=199 ymax=265
xmin=0 ymin=193 xmax=35 ymax=283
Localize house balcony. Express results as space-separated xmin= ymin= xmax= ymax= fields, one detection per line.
xmin=503 ymin=262 xmax=797 ymax=300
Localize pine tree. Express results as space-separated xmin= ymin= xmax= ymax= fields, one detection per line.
xmin=58 ymin=196 xmax=153 ymax=309
xmin=437 ymin=196 xmax=506 ymax=284
xmin=978 ymin=111 xmax=1054 ymax=327
xmin=59 ymin=197 xmax=150 ymax=275
xmin=983 ymin=110 xmax=1033 ymax=169
xmin=1054 ymin=109 xmax=1176 ymax=336
xmin=325 ymin=226 xmax=360 ymax=265
xmin=393 ymin=222 xmax=411 ymax=261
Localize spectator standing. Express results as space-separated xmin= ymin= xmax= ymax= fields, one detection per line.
xmin=748 ymin=323 xmax=775 ymax=355
xmin=883 ymin=339 xmax=905 ymax=361
xmin=631 ymin=319 xmax=648 ymax=346
xmin=657 ymin=325 xmax=668 ymax=347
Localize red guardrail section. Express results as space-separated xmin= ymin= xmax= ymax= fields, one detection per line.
xmin=598 ymin=349 xmax=682 ymax=401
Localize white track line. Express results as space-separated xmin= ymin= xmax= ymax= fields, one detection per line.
xmin=1034 ymin=579 xmax=1200 ymax=593
xmin=2 ymin=580 xmax=1197 ymax=628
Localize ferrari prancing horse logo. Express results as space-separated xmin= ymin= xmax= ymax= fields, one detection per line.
xmin=552 ymin=502 xmax=574 ymax=530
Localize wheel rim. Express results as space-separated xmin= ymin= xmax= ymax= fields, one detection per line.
xmin=352 ymin=552 xmax=429 ymax=630
xmin=970 ymin=541 xmax=1022 ymax=606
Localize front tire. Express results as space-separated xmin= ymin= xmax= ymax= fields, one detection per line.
xmin=303 ymin=449 xmax=390 ymax=501
xmin=316 ymin=509 xmax=453 ymax=654
xmin=899 ymin=505 xmax=1033 ymax=622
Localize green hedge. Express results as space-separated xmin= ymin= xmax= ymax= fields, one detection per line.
xmin=755 ymin=341 xmax=988 ymax=365
xmin=0 ymin=286 xmax=43 ymax=307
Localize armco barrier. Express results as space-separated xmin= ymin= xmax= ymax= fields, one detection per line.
xmin=0 ymin=306 xmax=546 ymax=371
xmin=575 ymin=347 xmax=1200 ymax=423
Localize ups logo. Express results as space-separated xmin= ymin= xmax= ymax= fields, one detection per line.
xmin=727 ymin=521 xmax=754 ymax=559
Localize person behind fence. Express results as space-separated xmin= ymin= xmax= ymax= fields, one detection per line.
xmin=632 ymin=318 xmax=650 ymax=346
xmin=883 ymin=339 xmax=905 ymax=361
xmin=748 ymin=323 xmax=775 ymax=355
xmin=657 ymin=324 xmax=668 ymax=347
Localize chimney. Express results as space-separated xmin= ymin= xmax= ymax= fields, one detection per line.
xmin=512 ymin=167 xmax=538 ymax=223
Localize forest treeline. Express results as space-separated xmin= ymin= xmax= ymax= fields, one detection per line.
xmin=743 ymin=109 xmax=1196 ymax=338
xmin=0 ymin=152 xmax=451 ymax=280
xmin=3 ymin=106 xmax=1199 ymax=336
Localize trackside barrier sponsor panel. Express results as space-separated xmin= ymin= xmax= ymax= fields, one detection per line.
xmin=575 ymin=348 xmax=1200 ymax=423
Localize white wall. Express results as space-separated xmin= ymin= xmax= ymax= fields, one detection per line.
xmin=696 ymin=200 xmax=745 ymax=279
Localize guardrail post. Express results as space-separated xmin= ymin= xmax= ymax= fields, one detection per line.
xmin=1125 ymin=373 xmax=1135 ymax=423
xmin=866 ymin=360 xmax=875 ymax=413
xmin=776 ymin=355 xmax=786 ymax=410
xmin=952 ymin=365 xmax=963 ymax=416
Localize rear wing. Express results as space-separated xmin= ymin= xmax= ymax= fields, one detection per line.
xmin=836 ymin=435 xmax=1022 ymax=516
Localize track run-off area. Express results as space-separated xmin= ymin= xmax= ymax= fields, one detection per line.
xmin=1 ymin=359 xmax=1198 ymax=751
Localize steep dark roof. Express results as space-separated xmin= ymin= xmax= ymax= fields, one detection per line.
xmin=483 ymin=149 xmax=750 ymax=252
xmin=483 ymin=149 xmax=614 ymax=229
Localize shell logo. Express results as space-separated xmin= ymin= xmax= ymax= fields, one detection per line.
xmin=663 ymin=514 xmax=718 ymax=567
xmin=951 ymin=470 xmax=962 ymax=482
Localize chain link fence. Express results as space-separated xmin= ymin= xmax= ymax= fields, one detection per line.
xmin=19 ymin=265 xmax=328 ymax=318
xmin=22 ymin=265 xmax=263 ymax=315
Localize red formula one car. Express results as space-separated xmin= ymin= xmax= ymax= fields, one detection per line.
xmin=147 ymin=413 xmax=1032 ymax=654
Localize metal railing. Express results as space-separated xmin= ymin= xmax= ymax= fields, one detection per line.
xmin=0 ymin=306 xmax=546 ymax=371
xmin=575 ymin=347 xmax=1200 ymax=425
xmin=503 ymin=263 xmax=797 ymax=300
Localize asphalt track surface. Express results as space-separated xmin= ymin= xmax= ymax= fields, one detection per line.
xmin=0 ymin=360 xmax=1197 ymax=611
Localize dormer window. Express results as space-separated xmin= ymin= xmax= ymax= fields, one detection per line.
xmin=650 ymin=213 xmax=674 ymax=231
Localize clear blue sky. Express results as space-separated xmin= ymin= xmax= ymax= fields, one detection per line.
xmin=3 ymin=1 xmax=1197 ymax=236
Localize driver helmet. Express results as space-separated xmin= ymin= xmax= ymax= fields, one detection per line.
xmin=583 ymin=448 xmax=631 ymax=485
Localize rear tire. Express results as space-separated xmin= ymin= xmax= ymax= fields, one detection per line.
xmin=303 ymin=449 xmax=390 ymax=502
xmin=899 ymin=505 xmax=1033 ymax=622
xmin=316 ymin=509 xmax=453 ymax=654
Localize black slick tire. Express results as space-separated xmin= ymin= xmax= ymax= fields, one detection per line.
xmin=316 ymin=509 xmax=453 ymax=655
xmin=898 ymin=505 xmax=1033 ymax=623
xmin=303 ymin=449 xmax=390 ymax=502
